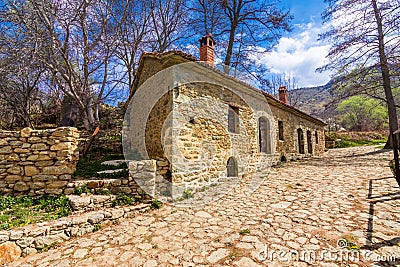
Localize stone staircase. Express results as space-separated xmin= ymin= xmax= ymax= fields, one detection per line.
xmin=66 ymin=159 xmax=152 ymax=207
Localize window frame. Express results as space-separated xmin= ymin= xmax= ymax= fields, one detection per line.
xmin=278 ymin=120 xmax=284 ymax=141
xmin=228 ymin=105 xmax=240 ymax=134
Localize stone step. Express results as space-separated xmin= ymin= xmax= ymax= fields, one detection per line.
xmin=67 ymin=194 xmax=151 ymax=212
xmin=67 ymin=178 xmax=151 ymax=204
xmin=97 ymin=169 xmax=126 ymax=175
xmin=101 ymin=160 xmax=130 ymax=167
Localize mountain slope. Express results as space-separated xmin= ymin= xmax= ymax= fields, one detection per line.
xmin=288 ymin=82 xmax=336 ymax=120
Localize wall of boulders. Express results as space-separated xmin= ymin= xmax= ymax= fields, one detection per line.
xmin=0 ymin=127 xmax=79 ymax=196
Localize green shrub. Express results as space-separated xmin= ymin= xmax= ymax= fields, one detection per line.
xmin=94 ymin=188 xmax=111 ymax=195
xmin=150 ymin=199 xmax=163 ymax=210
xmin=112 ymin=192 xmax=136 ymax=207
xmin=93 ymin=223 xmax=102 ymax=232
xmin=73 ymin=184 xmax=91 ymax=195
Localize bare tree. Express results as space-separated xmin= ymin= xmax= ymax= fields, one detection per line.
xmin=0 ymin=0 xmax=130 ymax=130
xmin=188 ymin=0 xmax=291 ymax=75
xmin=187 ymin=0 xmax=225 ymax=35
xmin=319 ymin=0 xmax=399 ymax=142
xmin=115 ymin=0 xmax=152 ymax=100
xmin=319 ymin=0 xmax=400 ymax=184
xmin=220 ymin=0 xmax=292 ymax=71
xmin=149 ymin=0 xmax=189 ymax=52
xmin=0 ymin=2 xmax=61 ymax=129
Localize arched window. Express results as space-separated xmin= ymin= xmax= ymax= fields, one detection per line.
xmin=258 ymin=117 xmax=271 ymax=154
xmin=227 ymin=157 xmax=238 ymax=177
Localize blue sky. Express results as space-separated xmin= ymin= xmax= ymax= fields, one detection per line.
xmin=255 ymin=0 xmax=332 ymax=88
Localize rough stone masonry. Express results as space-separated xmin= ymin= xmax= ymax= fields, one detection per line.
xmin=0 ymin=127 xmax=79 ymax=196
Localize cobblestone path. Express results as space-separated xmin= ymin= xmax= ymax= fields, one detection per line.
xmin=9 ymin=146 xmax=400 ymax=267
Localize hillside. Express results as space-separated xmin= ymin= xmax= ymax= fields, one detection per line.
xmin=288 ymin=82 xmax=336 ymax=120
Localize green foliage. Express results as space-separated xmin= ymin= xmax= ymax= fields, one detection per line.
xmin=327 ymin=131 xmax=387 ymax=148
xmin=37 ymin=242 xmax=58 ymax=253
xmin=138 ymin=190 xmax=147 ymax=197
xmin=94 ymin=188 xmax=111 ymax=195
xmin=0 ymin=195 xmax=72 ymax=230
xmin=239 ymin=228 xmax=251 ymax=235
xmin=150 ymin=199 xmax=163 ymax=210
xmin=182 ymin=189 xmax=194 ymax=199
xmin=98 ymin=169 xmax=129 ymax=179
xmin=338 ymin=96 xmax=388 ymax=131
xmin=93 ymin=223 xmax=102 ymax=232
xmin=73 ymin=184 xmax=91 ymax=195
xmin=112 ymin=192 xmax=136 ymax=207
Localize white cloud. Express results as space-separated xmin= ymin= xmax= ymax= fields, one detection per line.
xmin=254 ymin=23 xmax=332 ymax=88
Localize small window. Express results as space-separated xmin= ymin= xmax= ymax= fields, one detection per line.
xmin=315 ymin=131 xmax=319 ymax=144
xmin=278 ymin=121 xmax=284 ymax=141
xmin=228 ymin=105 xmax=239 ymax=133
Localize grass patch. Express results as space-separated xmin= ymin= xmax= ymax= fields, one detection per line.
xmin=335 ymin=139 xmax=387 ymax=148
xmin=326 ymin=132 xmax=387 ymax=148
xmin=0 ymin=195 xmax=72 ymax=230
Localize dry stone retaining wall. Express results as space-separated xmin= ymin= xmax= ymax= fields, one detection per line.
xmin=0 ymin=127 xmax=79 ymax=196
xmin=0 ymin=203 xmax=150 ymax=264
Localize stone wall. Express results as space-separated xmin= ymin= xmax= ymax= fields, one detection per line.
xmin=0 ymin=127 xmax=79 ymax=196
xmin=145 ymin=92 xmax=174 ymax=159
xmin=269 ymin=103 xmax=326 ymax=162
xmin=142 ymin=81 xmax=326 ymax=190
xmin=170 ymin=83 xmax=259 ymax=187
xmin=0 ymin=203 xmax=150 ymax=264
xmin=129 ymin=160 xmax=167 ymax=198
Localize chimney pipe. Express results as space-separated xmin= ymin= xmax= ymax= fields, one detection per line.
xmin=278 ymin=86 xmax=289 ymax=105
xmin=199 ymin=33 xmax=215 ymax=67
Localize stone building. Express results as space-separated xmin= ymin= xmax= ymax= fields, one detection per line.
xmin=125 ymin=34 xmax=326 ymax=194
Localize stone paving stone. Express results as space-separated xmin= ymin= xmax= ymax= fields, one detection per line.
xmin=6 ymin=146 xmax=400 ymax=267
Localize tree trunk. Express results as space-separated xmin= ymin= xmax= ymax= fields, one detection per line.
xmin=372 ymin=0 xmax=400 ymax=186
xmin=59 ymin=95 xmax=78 ymax=127
xmin=223 ymin=22 xmax=237 ymax=73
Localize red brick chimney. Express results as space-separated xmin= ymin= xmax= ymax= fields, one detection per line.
xmin=278 ymin=86 xmax=289 ymax=105
xmin=199 ymin=33 xmax=215 ymax=67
